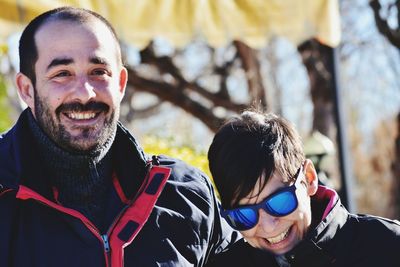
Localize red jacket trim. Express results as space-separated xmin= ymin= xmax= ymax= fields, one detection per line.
xmin=112 ymin=173 xmax=130 ymax=204
xmin=13 ymin=165 xmax=171 ymax=267
xmin=15 ymin=185 xmax=111 ymax=266
xmin=109 ymin=165 xmax=171 ymax=267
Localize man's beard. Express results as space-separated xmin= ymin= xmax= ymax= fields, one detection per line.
xmin=33 ymin=90 xmax=118 ymax=153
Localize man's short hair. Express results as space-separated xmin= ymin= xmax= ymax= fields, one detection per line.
xmin=19 ymin=6 xmax=121 ymax=86
xmin=208 ymin=110 xmax=305 ymax=209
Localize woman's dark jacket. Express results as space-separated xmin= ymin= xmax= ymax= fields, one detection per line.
xmin=206 ymin=186 xmax=400 ymax=267
xmin=0 ymin=109 xmax=239 ymax=267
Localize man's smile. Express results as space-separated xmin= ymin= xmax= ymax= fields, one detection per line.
xmin=63 ymin=111 xmax=98 ymax=120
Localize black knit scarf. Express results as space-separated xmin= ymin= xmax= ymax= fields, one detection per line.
xmin=27 ymin=110 xmax=115 ymax=231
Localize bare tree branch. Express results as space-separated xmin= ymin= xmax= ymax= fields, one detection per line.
xmin=298 ymin=39 xmax=336 ymax=140
xmin=126 ymin=68 xmax=226 ymax=132
xmin=123 ymin=41 xmax=270 ymax=132
xmin=138 ymin=44 xmax=247 ymax=113
xmin=233 ymin=40 xmax=269 ymax=110
xmin=370 ymin=0 xmax=400 ymax=48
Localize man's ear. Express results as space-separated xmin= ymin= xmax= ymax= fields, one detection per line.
xmin=118 ymin=67 xmax=127 ymax=100
xmin=303 ymin=159 xmax=318 ymax=196
xmin=16 ymin=72 xmax=35 ymax=111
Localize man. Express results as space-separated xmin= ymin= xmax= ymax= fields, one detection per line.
xmin=0 ymin=7 xmax=239 ymax=266
xmin=206 ymin=110 xmax=400 ymax=266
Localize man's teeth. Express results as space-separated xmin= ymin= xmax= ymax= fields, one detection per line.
xmin=266 ymin=228 xmax=290 ymax=244
xmin=67 ymin=112 xmax=96 ymax=120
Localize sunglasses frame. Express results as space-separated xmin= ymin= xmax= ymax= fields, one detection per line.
xmin=221 ymin=165 xmax=304 ymax=231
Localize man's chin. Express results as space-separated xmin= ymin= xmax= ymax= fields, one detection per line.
xmin=53 ymin=120 xmax=117 ymax=153
xmin=59 ymin=139 xmax=99 ymax=153
xmin=62 ymin=128 xmax=116 ymax=153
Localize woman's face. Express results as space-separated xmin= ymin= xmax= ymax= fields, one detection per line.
xmin=238 ymin=160 xmax=318 ymax=255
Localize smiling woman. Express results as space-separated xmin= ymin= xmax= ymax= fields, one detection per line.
xmin=221 ymin=165 xmax=304 ymax=231
xmin=206 ymin=109 xmax=400 ymax=267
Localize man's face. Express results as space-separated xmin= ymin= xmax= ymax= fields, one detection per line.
xmin=28 ymin=19 xmax=126 ymax=152
xmin=237 ymin=162 xmax=317 ymax=255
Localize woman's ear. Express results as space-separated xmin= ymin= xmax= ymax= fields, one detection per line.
xmin=16 ymin=73 xmax=35 ymax=111
xmin=303 ymin=159 xmax=318 ymax=196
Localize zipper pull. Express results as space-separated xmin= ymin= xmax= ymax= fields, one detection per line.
xmin=101 ymin=234 xmax=110 ymax=252
xmin=152 ymin=155 xmax=160 ymax=165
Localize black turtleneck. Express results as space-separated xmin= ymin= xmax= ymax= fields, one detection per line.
xmin=27 ymin=110 xmax=115 ymax=232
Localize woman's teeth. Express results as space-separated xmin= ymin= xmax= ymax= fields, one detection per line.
xmin=266 ymin=228 xmax=290 ymax=244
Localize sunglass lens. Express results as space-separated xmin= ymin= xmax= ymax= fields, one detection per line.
xmin=226 ymin=208 xmax=258 ymax=230
xmin=265 ymin=191 xmax=297 ymax=216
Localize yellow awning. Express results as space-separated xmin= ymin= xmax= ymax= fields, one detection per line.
xmin=0 ymin=0 xmax=341 ymax=48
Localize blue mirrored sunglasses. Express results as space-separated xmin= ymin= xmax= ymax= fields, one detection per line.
xmin=221 ymin=165 xmax=304 ymax=231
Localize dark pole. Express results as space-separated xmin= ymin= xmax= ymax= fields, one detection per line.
xmin=329 ymin=47 xmax=357 ymax=213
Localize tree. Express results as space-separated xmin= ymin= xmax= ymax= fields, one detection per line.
xmin=297 ymin=39 xmax=337 ymax=141
xmin=124 ymin=40 xmax=268 ymax=132
xmin=370 ymin=0 xmax=400 ymax=217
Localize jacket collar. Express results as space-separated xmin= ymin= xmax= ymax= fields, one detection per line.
xmin=280 ymin=186 xmax=349 ymax=266
xmin=0 ymin=108 xmax=148 ymax=198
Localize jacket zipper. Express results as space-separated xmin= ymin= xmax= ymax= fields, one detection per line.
xmin=17 ymin=164 xmax=154 ymax=267
xmin=101 ymin=165 xmax=153 ymax=266
xmin=101 ymin=234 xmax=111 ymax=265
xmin=17 ymin=189 xmax=112 ymax=267
xmin=101 ymin=234 xmax=111 ymax=252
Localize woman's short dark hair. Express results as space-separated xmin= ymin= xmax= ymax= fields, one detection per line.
xmin=19 ymin=6 xmax=121 ymax=86
xmin=208 ymin=110 xmax=305 ymax=209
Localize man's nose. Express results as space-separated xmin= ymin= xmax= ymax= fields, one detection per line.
xmin=256 ymin=209 xmax=280 ymax=232
xmin=72 ymin=76 xmax=96 ymax=103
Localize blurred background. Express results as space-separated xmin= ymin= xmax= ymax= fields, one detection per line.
xmin=0 ymin=0 xmax=399 ymax=218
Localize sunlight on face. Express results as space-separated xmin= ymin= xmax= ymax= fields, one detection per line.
xmin=31 ymin=19 xmax=126 ymax=152
xmin=238 ymin=170 xmax=313 ymax=255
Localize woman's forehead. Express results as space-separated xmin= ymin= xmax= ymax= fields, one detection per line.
xmin=237 ymin=172 xmax=286 ymax=206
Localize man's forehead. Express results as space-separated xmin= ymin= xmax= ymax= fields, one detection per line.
xmin=34 ymin=19 xmax=120 ymax=64
xmin=36 ymin=18 xmax=101 ymax=38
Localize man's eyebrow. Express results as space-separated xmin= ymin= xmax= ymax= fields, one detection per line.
xmin=90 ymin=57 xmax=110 ymax=66
xmin=46 ymin=58 xmax=74 ymax=71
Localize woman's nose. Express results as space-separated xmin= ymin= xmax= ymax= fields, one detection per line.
xmin=256 ymin=208 xmax=280 ymax=233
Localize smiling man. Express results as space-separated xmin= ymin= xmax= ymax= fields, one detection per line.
xmin=17 ymin=13 xmax=125 ymax=153
xmin=0 ymin=7 xmax=240 ymax=267
xmin=206 ymin=110 xmax=400 ymax=267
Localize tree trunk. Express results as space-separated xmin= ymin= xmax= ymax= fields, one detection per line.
xmin=393 ymin=113 xmax=400 ymax=217
xmin=370 ymin=0 xmax=400 ymax=218
xmin=233 ymin=40 xmax=269 ymax=111
xmin=298 ymin=39 xmax=336 ymax=141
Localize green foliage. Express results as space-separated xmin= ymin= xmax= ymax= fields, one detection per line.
xmin=142 ymin=135 xmax=213 ymax=182
xmin=0 ymin=75 xmax=13 ymax=132
xmin=142 ymin=134 xmax=222 ymax=198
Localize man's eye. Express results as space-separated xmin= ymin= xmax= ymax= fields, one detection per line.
xmin=54 ymin=71 xmax=71 ymax=77
xmin=92 ymin=69 xmax=108 ymax=76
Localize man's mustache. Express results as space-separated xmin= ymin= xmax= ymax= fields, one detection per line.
xmin=56 ymin=101 xmax=110 ymax=114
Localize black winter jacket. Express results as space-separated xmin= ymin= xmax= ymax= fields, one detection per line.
xmin=206 ymin=186 xmax=400 ymax=267
xmin=0 ymin=109 xmax=240 ymax=267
